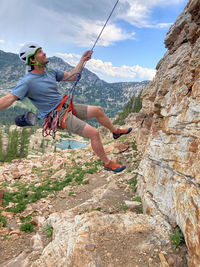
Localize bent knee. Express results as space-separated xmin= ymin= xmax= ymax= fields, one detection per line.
xmin=95 ymin=106 xmax=104 ymax=116
xmin=82 ymin=124 xmax=99 ymax=139
xmin=89 ymin=128 xmax=100 ymax=139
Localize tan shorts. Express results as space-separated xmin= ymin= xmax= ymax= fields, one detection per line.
xmin=57 ymin=103 xmax=88 ymax=136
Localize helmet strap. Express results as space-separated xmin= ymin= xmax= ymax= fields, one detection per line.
xmin=29 ymin=54 xmax=50 ymax=71
xmin=33 ymin=55 xmax=46 ymax=68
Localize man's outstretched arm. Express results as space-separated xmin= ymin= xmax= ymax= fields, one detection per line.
xmin=62 ymin=50 xmax=93 ymax=82
xmin=0 ymin=93 xmax=18 ymax=110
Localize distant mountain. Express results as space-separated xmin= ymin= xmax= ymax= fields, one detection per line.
xmin=0 ymin=49 xmax=149 ymax=119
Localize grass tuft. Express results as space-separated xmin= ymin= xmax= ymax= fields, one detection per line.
xmin=20 ymin=222 xmax=34 ymax=233
xmin=171 ymin=226 xmax=185 ymax=249
xmin=45 ymin=225 xmax=53 ymax=238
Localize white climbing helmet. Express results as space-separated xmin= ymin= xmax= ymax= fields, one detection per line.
xmin=19 ymin=43 xmax=42 ymax=65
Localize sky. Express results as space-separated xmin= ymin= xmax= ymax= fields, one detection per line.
xmin=0 ymin=0 xmax=188 ymax=83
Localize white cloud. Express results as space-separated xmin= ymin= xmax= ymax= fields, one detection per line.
xmin=56 ymin=53 xmax=81 ymax=66
xmin=153 ymin=23 xmax=173 ymax=29
xmin=0 ymin=40 xmax=5 ymax=43
xmin=140 ymin=22 xmax=173 ymax=29
xmin=117 ymin=0 xmax=187 ymax=28
xmin=0 ymin=0 xmax=187 ymax=51
xmin=74 ymin=20 xmax=135 ymax=47
xmin=0 ymin=0 xmax=134 ymax=48
xmin=56 ymin=52 xmax=156 ymax=82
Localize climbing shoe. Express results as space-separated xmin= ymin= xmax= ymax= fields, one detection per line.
xmin=104 ymin=161 xmax=126 ymax=173
xmin=113 ymin=127 xmax=132 ymax=139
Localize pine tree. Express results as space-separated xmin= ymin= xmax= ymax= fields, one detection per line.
xmin=6 ymin=129 xmax=19 ymax=161
xmin=0 ymin=130 xmax=2 ymax=153
xmin=113 ymin=91 xmax=143 ymax=125
xmin=0 ymin=130 xmax=4 ymax=161
xmin=132 ymin=92 xmax=142 ymax=113
xmin=18 ymin=128 xmax=30 ymax=158
xmin=40 ymin=139 xmax=45 ymax=154
xmin=0 ymin=127 xmax=32 ymax=162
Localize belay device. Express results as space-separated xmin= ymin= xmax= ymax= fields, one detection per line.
xmin=15 ymin=0 xmax=120 ymax=139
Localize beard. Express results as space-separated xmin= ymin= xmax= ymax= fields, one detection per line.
xmin=44 ymin=59 xmax=49 ymax=65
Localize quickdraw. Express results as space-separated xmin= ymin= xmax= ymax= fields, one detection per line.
xmin=42 ymin=110 xmax=59 ymax=139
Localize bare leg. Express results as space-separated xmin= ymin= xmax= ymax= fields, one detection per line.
xmin=87 ymin=106 xmax=117 ymax=133
xmin=64 ymin=108 xmax=126 ymax=172
xmin=82 ymin=123 xmax=110 ymax=165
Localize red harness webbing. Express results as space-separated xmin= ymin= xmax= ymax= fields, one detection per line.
xmin=42 ymin=94 xmax=77 ymax=139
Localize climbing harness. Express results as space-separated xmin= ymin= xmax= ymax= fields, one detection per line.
xmin=42 ymin=73 xmax=81 ymax=139
xmin=42 ymin=0 xmax=120 ymax=139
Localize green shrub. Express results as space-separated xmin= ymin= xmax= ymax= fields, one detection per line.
xmin=132 ymin=196 xmax=142 ymax=202
xmin=131 ymin=142 xmax=138 ymax=151
xmin=127 ymin=173 xmax=138 ymax=192
xmin=171 ymin=226 xmax=185 ymax=248
xmin=45 ymin=225 xmax=53 ymax=238
xmin=20 ymin=222 xmax=34 ymax=233
xmin=21 ymin=215 xmax=32 ymax=222
xmin=0 ymin=215 xmax=7 ymax=227
xmin=120 ymin=204 xmax=128 ymax=211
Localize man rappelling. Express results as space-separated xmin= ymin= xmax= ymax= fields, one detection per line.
xmin=0 ymin=43 xmax=132 ymax=172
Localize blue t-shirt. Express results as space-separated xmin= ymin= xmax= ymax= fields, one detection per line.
xmin=11 ymin=68 xmax=64 ymax=118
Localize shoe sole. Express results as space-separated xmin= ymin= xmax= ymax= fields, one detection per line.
xmin=113 ymin=128 xmax=132 ymax=139
xmin=104 ymin=165 xmax=126 ymax=173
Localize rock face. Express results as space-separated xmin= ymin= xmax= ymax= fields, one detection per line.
xmin=133 ymin=0 xmax=200 ymax=266
xmin=30 ymin=211 xmax=171 ymax=267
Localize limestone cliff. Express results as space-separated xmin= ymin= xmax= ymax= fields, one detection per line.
xmin=134 ymin=0 xmax=200 ymax=266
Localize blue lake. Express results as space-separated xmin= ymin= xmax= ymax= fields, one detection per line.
xmin=56 ymin=140 xmax=87 ymax=150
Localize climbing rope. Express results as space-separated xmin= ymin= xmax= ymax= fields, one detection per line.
xmin=64 ymin=0 xmax=120 ymax=98
xmin=91 ymin=0 xmax=120 ymax=51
